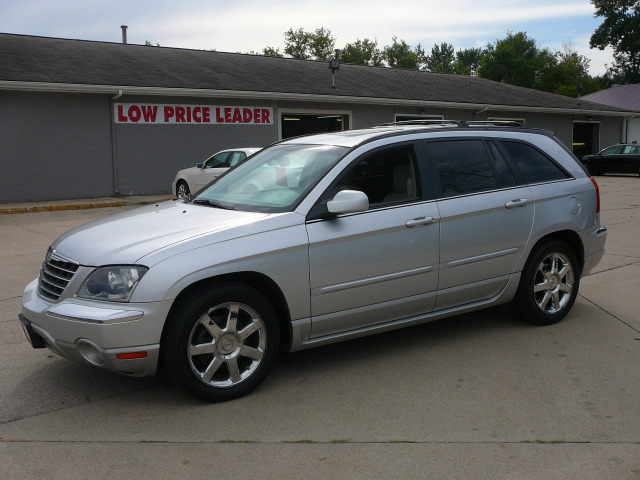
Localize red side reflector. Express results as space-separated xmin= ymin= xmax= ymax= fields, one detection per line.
xmin=116 ymin=351 xmax=148 ymax=360
xmin=589 ymin=177 xmax=600 ymax=213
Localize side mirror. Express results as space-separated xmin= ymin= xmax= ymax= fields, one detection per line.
xmin=196 ymin=163 xmax=204 ymax=169
xmin=327 ymin=190 xmax=369 ymax=214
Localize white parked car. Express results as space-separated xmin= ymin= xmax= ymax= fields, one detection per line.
xmin=172 ymin=148 xmax=260 ymax=197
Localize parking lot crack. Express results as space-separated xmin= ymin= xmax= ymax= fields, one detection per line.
xmin=1 ymin=439 xmax=639 ymax=446
xmin=579 ymin=294 xmax=640 ymax=335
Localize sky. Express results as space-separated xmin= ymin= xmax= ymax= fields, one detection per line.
xmin=2 ymin=0 xmax=615 ymax=76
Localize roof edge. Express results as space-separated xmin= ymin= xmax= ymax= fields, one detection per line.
xmin=0 ymin=80 xmax=633 ymax=117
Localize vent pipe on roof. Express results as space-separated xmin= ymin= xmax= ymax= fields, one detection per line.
xmin=121 ymin=25 xmax=128 ymax=44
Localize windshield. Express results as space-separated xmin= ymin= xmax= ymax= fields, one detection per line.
xmin=194 ymin=144 xmax=347 ymax=212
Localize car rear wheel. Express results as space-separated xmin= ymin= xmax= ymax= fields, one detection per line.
xmin=176 ymin=180 xmax=190 ymax=198
xmin=162 ymin=283 xmax=280 ymax=401
xmin=511 ymin=240 xmax=580 ymax=325
xmin=587 ymin=165 xmax=605 ymax=176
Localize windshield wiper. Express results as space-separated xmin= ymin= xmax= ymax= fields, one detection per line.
xmin=192 ymin=198 xmax=238 ymax=210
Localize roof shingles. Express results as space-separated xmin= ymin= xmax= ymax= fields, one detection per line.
xmin=0 ymin=33 xmax=631 ymax=114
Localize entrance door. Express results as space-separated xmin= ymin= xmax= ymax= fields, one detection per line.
xmin=573 ymin=122 xmax=600 ymax=158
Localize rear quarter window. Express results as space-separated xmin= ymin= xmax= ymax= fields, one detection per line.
xmin=501 ymin=140 xmax=570 ymax=184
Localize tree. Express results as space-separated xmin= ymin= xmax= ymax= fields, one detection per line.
xmin=590 ymin=0 xmax=640 ymax=84
xmin=478 ymin=32 xmax=555 ymax=89
xmin=424 ymin=43 xmax=455 ymax=72
xmin=282 ymin=27 xmax=335 ymax=61
xmin=451 ymin=47 xmax=484 ymax=75
xmin=340 ymin=38 xmax=384 ymax=66
xmin=261 ymin=47 xmax=283 ymax=57
xmin=538 ymin=45 xmax=603 ymax=96
xmin=383 ymin=36 xmax=426 ymax=70
xmin=309 ymin=28 xmax=336 ymax=61
xmin=283 ymin=28 xmax=311 ymax=59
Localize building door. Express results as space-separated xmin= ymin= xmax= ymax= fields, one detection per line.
xmin=573 ymin=122 xmax=600 ymax=158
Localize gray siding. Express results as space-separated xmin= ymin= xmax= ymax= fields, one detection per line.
xmin=0 ymin=92 xmax=113 ymax=202
xmin=352 ymin=104 xmax=393 ymax=128
xmin=0 ymin=91 xmax=627 ymax=203
xmin=599 ymin=116 xmax=622 ymax=150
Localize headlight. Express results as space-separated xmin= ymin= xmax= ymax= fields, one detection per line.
xmin=78 ymin=266 xmax=148 ymax=302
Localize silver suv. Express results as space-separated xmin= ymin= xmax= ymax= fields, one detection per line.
xmin=20 ymin=121 xmax=607 ymax=401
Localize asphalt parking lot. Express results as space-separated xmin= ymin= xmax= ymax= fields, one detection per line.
xmin=1 ymin=176 xmax=639 ymax=479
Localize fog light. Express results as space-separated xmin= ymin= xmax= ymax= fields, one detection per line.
xmin=77 ymin=341 xmax=104 ymax=366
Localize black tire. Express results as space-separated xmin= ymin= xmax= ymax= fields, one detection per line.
xmin=162 ymin=283 xmax=280 ymax=401
xmin=586 ymin=164 xmax=604 ymax=176
xmin=511 ymin=240 xmax=580 ymax=325
xmin=176 ymin=180 xmax=190 ymax=198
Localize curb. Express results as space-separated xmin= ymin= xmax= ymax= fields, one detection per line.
xmin=0 ymin=201 xmax=126 ymax=215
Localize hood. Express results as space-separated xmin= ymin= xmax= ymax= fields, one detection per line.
xmin=52 ymin=200 xmax=269 ymax=266
xmin=180 ymin=166 xmax=201 ymax=176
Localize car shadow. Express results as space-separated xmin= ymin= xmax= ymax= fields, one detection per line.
xmin=0 ymin=305 xmax=550 ymax=415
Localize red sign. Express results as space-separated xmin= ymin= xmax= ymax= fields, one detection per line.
xmin=115 ymin=104 xmax=273 ymax=125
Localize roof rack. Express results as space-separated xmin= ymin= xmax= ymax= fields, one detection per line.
xmin=378 ymin=120 xmax=527 ymax=128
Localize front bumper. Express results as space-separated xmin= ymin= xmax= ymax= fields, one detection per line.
xmin=21 ymin=279 xmax=173 ymax=377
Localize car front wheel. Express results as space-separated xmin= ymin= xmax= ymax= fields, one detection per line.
xmin=162 ymin=283 xmax=280 ymax=401
xmin=512 ymin=240 xmax=580 ymax=325
xmin=176 ymin=180 xmax=190 ymax=198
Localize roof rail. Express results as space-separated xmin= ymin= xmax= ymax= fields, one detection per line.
xmin=378 ymin=120 xmax=464 ymax=127
xmin=378 ymin=119 xmax=528 ymax=128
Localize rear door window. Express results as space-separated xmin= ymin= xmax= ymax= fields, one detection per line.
xmin=426 ymin=139 xmax=514 ymax=198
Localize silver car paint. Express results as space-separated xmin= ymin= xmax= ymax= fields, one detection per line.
xmin=21 ymin=125 xmax=607 ymax=377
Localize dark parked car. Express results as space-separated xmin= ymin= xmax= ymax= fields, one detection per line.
xmin=581 ymin=144 xmax=640 ymax=176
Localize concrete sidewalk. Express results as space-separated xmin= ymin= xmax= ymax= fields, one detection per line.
xmin=0 ymin=194 xmax=174 ymax=215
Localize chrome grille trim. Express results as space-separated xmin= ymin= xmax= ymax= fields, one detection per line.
xmin=38 ymin=249 xmax=79 ymax=301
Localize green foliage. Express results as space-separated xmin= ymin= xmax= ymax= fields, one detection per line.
xmin=539 ymin=46 xmax=604 ymax=96
xmin=383 ymin=36 xmax=426 ymax=70
xmin=283 ymin=27 xmax=335 ymax=61
xmin=452 ymin=47 xmax=484 ymax=75
xmin=478 ymin=34 xmax=603 ymax=96
xmin=590 ymin=0 xmax=640 ymax=84
xmin=252 ymin=27 xmax=603 ymax=98
xmin=478 ymin=32 xmax=554 ymax=89
xmin=425 ymin=42 xmax=455 ymax=72
xmin=340 ymin=38 xmax=384 ymax=66
xmin=309 ymin=27 xmax=336 ymax=61
xmin=283 ymin=28 xmax=311 ymax=59
xmin=261 ymin=47 xmax=283 ymax=57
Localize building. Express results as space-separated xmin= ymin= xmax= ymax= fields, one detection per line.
xmin=0 ymin=33 xmax=633 ymax=203
xmin=582 ymin=84 xmax=640 ymax=145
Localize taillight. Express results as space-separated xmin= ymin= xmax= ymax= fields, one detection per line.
xmin=590 ymin=176 xmax=600 ymax=213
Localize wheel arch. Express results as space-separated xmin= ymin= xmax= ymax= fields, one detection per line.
xmin=526 ymin=229 xmax=585 ymax=274
xmin=161 ymin=271 xmax=293 ymax=354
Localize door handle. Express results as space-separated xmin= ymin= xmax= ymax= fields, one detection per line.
xmin=505 ymin=199 xmax=529 ymax=209
xmin=405 ymin=216 xmax=436 ymax=228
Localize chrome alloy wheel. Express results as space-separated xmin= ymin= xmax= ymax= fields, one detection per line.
xmin=533 ymin=252 xmax=574 ymax=314
xmin=187 ymin=302 xmax=266 ymax=388
xmin=177 ymin=182 xmax=189 ymax=198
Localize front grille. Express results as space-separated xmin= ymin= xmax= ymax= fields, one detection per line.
xmin=38 ymin=249 xmax=79 ymax=301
